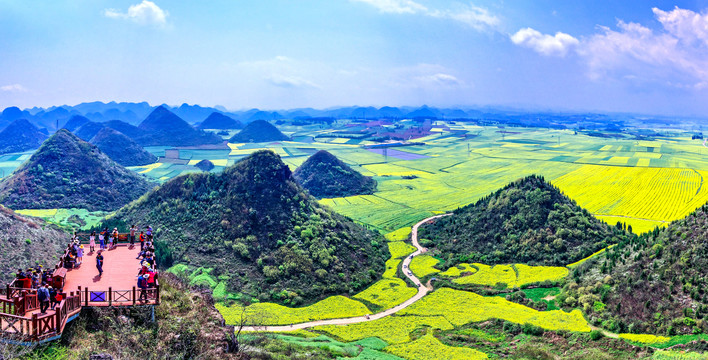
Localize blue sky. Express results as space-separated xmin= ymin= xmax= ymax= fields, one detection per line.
xmin=2 ymin=0 xmax=708 ymax=116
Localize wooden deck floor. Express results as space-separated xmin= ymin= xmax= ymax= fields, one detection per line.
xmin=64 ymin=244 xmax=143 ymax=294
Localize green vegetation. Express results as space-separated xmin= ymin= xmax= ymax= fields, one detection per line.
xmin=418 ymin=175 xmax=633 ymax=267
xmin=198 ymin=112 xmax=242 ymax=129
xmin=293 ymin=150 xmax=376 ymax=198
xmin=15 ymin=208 xmax=107 ymax=230
xmin=0 ymin=205 xmax=70 ymax=284
xmin=0 ymin=119 xmax=47 ymax=154
xmin=562 ymin=205 xmax=708 ymax=336
xmin=137 ymin=106 xmax=223 ymax=146
xmin=229 ymin=120 xmax=290 ymax=143
xmin=0 ymin=129 xmax=155 ymax=211
xmin=90 ymin=127 xmax=158 ymax=166
xmin=112 ymin=150 xmax=388 ymax=305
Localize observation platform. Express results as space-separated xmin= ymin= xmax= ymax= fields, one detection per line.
xmin=0 ymin=236 xmax=160 ymax=343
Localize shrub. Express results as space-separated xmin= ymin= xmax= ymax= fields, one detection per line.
xmin=522 ymin=322 xmax=545 ymax=336
xmin=589 ymin=330 xmax=604 ymax=340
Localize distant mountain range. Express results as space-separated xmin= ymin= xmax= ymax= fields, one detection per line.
xmin=0 ymin=102 xmax=493 ymax=134
xmin=2 ymin=101 xmax=670 ymax=136
xmin=0 ymin=129 xmax=155 ymax=211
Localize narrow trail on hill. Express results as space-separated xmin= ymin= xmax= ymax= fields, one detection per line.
xmin=242 ymin=213 xmax=451 ymax=332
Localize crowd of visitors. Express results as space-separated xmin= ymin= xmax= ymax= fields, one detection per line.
xmin=10 ymin=225 xmax=160 ymax=315
xmin=15 ymin=266 xmax=63 ymax=315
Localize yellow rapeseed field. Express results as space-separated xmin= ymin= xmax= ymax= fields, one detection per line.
xmin=385 ymin=333 xmax=489 ymax=360
xmin=552 ymin=165 xmax=708 ymax=232
xmin=314 ymin=315 xmax=454 ymax=344
xmin=515 ymin=264 xmax=569 ymax=285
xmin=383 ymin=258 xmax=401 ymax=278
xmin=353 ymin=278 xmax=417 ymax=310
xmin=439 ymin=263 xmax=478 ymax=277
xmin=451 ymin=264 xmax=516 ymax=287
xmin=447 ymin=264 xmax=568 ymax=288
xmin=218 ymin=295 xmax=370 ymax=326
xmin=619 ymin=333 xmax=671 ymax=344
xmin=409 ymin=255 xmax=440 ymax=277
xmin=385 ymin=227 xmax=412 ymax=242
xmin=388 ymin=241 xmax=416 ymax=259
xmin=399 ymin=288 xmax=591 ymax=332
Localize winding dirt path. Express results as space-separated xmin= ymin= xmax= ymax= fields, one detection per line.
xmin=242 ymin=213 xmax=451 ymax=332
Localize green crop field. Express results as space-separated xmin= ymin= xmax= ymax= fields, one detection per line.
xmin=4 ymin=121 xmax=708 ymax=359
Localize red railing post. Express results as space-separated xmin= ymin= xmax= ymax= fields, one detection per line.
xmin=85 ymin=287 xmax=89 ymax=306
xmin=132 ymin=286 xmax=136 ymax=305
xmin=5 ymin=284 xmax=9 ymax=298
xmin=32 ymin=313 xmax=38 ymax=340
xmin=55 ymin=306 xmax=61 ymax=332
xmin=108 ymin=287 xmax=112 ymax=306
xmin=155 ymin=285 xmax=160 ymax=304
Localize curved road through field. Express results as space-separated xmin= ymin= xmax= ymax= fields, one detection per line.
xmin=243 ymin=213 xmax=451 ymax=332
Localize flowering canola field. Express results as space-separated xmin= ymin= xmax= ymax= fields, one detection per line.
xmin=552 ymin=165 xmax=708 ymax=233
xmin=399 ymin=288 xmax=591 ymax=332
xmin=354 ymin=278 xmax=417 ymax=311
xmin=385 ymin=333 xmax=488 ymax=360
xmin=218 ymin=295 xmax=370 ymax=326
xmin=314 ymin=315 xmax=454 ymax=344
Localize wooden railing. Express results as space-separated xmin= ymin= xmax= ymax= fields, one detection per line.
xmin=79 ymin=282 xmax=160 ymax=307
xmin=0 ymin=291 xmax=82 ymax=341
xmin=0 ymin=234 xmax=161 ymax=343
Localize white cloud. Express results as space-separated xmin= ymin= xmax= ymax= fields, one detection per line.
xmin=350 ymin=0 xmax=427 ymax=14
xmin=579 ymin=10 xmax=708 ymax=87
xmin=266 ymin=75 xmax=319 ymax=89
xmin=1 ymin=84 xmax=28 ymax=93
xmin=653 ymin=7 xmax=708 ymax=45
xmin=104 ymin=1 xmax=168 ymax=26
xmin=416 ymin=73 xmax=462 ymax=86
xmin=511 ymin=7 xmax=708 ymax=88
xmin=430 ymin=6 xmax=499 ymax=31
xmin=510 ymin=28 xmax=579 ymax=56
xmin=351 ymin=0 xmax=499 ymax=31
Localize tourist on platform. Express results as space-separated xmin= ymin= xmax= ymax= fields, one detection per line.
xmin=108 ymin=231 xmax=114 ymax=249
xmin=145 ymin=253 xmax=155 ymax=268
xmin=111 ymin=228 xmax=119 ymax=249
xmin=96 ymin=251 xmax=104 ymax=277
xmin=147 ymin=269 xmax=157 ymax=288
xmin=77 ymin=245 xmax=84 ymax=265
xmin=31 ymin=271 xmax=39 ymax=289
xmin=138 ymin=261 xmax=150 ymax=276
xmin=102 ymin=228 xmax=109 ymax=249
xmin=138 ymin=274 xmax=149 ymax=303
xmin=89 ymin=231 xmax=96 ymax=253
xmin=49 ymin=286 xmax=58 ymax=310
xmin=139 ymin=231 xmax=146 ymax=251
xmin=98 ymin=230 xmax=105 ymax=250
xmin=41 ymin=267 xmax=50 ymax=285
xmin=37 ymin=284 xmax=50 ymax=314
xmin=130 ymin=225 xmax=137 ymax=248
xmin=146 ymin=226 xmax=153 ymax=242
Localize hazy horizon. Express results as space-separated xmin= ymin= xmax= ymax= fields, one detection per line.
xmin=4 ymin=1 xmax=708 ymax=117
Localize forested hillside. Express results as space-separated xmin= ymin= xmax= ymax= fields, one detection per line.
xmin=0 ymin=129 xmax=155 ymax=211
xmin=110 ymin=150 xmax=388 ymax=305
xmin=293 ymin=150 xmax=376 ymax=198
xmin=419 ymin=175 xmax=632 ymax=267
xmin=562 ymin=204 xmax=708 ymax=336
